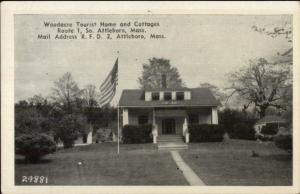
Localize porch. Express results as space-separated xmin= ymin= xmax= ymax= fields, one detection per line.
xmin=121 ymin=107 xmax=218 ymax=144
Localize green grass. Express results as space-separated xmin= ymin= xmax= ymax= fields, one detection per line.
xmin=180 ymin=139 xmax=292 ymax=186
xmin=15 ymin=143 xmax=188 ymax=185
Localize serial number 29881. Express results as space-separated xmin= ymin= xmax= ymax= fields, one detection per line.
xmin=21 ymin=176 xmax=48 ymax=184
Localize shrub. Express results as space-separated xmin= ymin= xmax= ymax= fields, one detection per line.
xmin=94 ymin=128 xmax=112 ymax=143
xmin=261 ymin=123 xmax=279 ymax=135
xmin=188 ymin=124 xmax=225 ymax=142
xmin=274 ymin=133 xmax=292 ymax=152
xmin=15 ymin=133 xmax=56 ymax=163
xmin=122 ymin=124 xmax=152 ymax=144
xmin=55 ymin=114 xmax=89 ymax=148
xmin=232 ymin=123 xmax=256 ymax=140
xmin=219 ymin=108 xmax=257 ymax=140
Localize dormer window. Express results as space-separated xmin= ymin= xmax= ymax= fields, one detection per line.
xmin=164 ymin=92 xmax=172 ymax=100
xmin=176 ymin=92 xmax=184 ymax=100
xmin=152 ymin=92 xmax=159 ymax=101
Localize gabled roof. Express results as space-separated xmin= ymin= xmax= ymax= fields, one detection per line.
xmin=255 ymin=115 xmax=286 ymax=125
xmin=119 ymin=88 xmax=221 ymax=107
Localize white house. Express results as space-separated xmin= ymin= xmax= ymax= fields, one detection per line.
xmin=118 ymin=87 xmax=221 ymax=144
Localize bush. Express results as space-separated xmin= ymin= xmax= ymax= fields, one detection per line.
xmin=15 ymin=133 xmax=56 ymax=163
xmin=188 ymin=124 xmax=225 ymax=142
xmin=231 ymin=123 xmax=256 ymax=140
xmin=55 ymin=114 xmax=89 ymax=148
xmin=219 ymin=108 xmax=257 ymax=140
xmin=274 ymin=133 xmax=292 ymax=152
xmin=122 ymin=124 xmax=152 ymax=144
xmin=261 ymin=123 xmax=279 ymax=135
xmin=94 ymin=128 xmax=112 ymax=143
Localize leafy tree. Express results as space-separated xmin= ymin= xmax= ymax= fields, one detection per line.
xmin=55 ymin=113 xmax=89 ymax=148
xmin=28 ymin=95 xmax=53 ymax=117
xmin=28 ymin=94 xmax=47 ymax=106
xmin=50 ymin=72 xmax=82 ymax=113
xmin=15 ymin=100 xmax=29 ymax=108
xmin=15 ymin=107 xmax=45 ymax=136
xmin=228 ymin=58 xmax=291 ymax=118
xmin=138 ymin=58 xmax=184 ymax=89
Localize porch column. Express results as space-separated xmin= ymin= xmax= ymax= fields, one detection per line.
xmin=183 ymin=116 xmax=189 ymax=143
xmin=212 ymin=107 xmax=218 ymax=124
xmin=183 ymin=117 xmax=188 ymax=136
xmin=122 ymin=108 xmax=129 ymax=126
xmin=171 ymin=92 xmax=176 ymax=100
xmin=152 ymin=108 xmax=158 ymax=144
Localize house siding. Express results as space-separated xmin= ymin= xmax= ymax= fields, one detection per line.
xmin=198 ymin=108 xmax=212 ymax=124
xmin=125 ymin=107 xmax=216 ymax=136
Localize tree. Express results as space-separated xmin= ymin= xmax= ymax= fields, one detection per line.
xmin=15 ymin=100 xmax=29 ymax=108
xmin=55 ymin=113 xmax=89 ymax=148
xmin=15 ymin=107 xmax=45 ymax=136
xmin=138 ymin=58 xmax=184 ymax=89
xmin=28 ymin=94 xmax=47 ymax=106
xmin=252 ymin=22 xmax=293 ymax=126
xmin=252 ymin=23 xmax=292 ymax=65
xmin=82 ymin=84 xmax=98 ymax=108
xmin=51 ymin=72 xmax=82 ymax=113
xmin=252 ymin=23 xmax=292 ymax=43
xmin=228 ymin=58 xmax=292 ymax=118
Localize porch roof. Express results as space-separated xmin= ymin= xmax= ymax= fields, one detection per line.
xmin=119 ymin=87 xmax=221 ymax=107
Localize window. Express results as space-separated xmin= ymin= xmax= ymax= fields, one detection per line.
xmin=151 ymin=92 xmax=159 ymax=101
xmin=164 ymin=92 xmax=172 ymax=100
xmin=176 ymin=92 xmax=184 ymax=100
xmin=188 ymin=114 xmax=199 ymax=124
xmin=138 ymin=115 xmax=148 ymax=125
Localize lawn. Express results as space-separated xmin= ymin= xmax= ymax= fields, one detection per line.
xmin=15 ymin=140 xmax=292 ymax=186
xmin=180 ymin=139 xmax=292 ymax=186
xmin=15 ymin=143 xmax=188 ymax=185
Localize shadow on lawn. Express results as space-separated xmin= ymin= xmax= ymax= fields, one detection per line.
xmin=15 ymin=158 xmax=52 ymax=165
xmin=261 ymin=153 xmax=292 ymax=162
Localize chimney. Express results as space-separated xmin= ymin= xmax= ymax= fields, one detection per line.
xmin=161 ymin=74 xmax=167 ymax=88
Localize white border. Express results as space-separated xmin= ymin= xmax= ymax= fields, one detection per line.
xmin=1 ymin=1 xmax=300 ymax=194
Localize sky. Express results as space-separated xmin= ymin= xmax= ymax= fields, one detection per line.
xmin=15 ymin=14 xmax=292 ymax=105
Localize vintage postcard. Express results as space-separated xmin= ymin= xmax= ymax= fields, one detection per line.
xmin=1 ymin=1 xmax=300 ymax=194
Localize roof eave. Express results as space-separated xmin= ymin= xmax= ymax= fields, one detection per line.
xmin=119 ymin=104 xmax=220 ymax=108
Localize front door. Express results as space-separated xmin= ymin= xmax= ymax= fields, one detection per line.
xmin=162 ymin=119 xmax=176 ymax=135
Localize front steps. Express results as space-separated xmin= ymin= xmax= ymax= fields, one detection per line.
xmin=157 ymin=135 xmax=188 ymax=150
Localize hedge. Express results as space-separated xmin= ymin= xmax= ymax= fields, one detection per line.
xmin=261 ymin=123 xmax=279 ymax=135
xmin=231 ymin=123 xmax=256 ymax=140
xmin=188 ymin=124 xmax=225 ymax=142
xmin=122 ymin=124 xmax=152 ymax=144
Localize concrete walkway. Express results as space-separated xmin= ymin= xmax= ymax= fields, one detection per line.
xmin=170 ymin=151 xmax=206 ymax=186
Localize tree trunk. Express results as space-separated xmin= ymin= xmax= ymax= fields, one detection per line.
xmin=259 ymin=106 xmax=267 ymax=118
